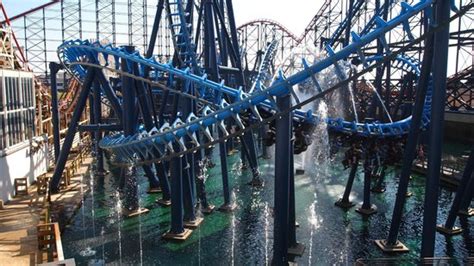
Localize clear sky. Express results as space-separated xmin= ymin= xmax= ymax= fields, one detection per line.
xmin=2 ymin=0 xmax=320 ymax=35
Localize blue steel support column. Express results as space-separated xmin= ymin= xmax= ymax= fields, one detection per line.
xmin=421 ymin=0 xmax=451 ymax=258
xmin=89 ymin=95 xmax=95 ymax=138
xmin=133 ymin=66 xmax=161 ymax=190
xmin=155 ymin=163 xmax=171 ymax=203
xmin=218 ymin=130 xmax=234 ymax=211
xmin=344 ymin=0 xmax=355 ymax=47
xmin=240 ymin=133 xmax=263 ymax=186
xmin=243 ymin=131 xmax=261 ymax=183
xmin=369 ymin=0 xmax=384 ymax=118
xmin=96 ymin=72 xmax=123 ymax=120
xmin=223 ymin=0 xmax=260 ymax=180
xmin=459 ymin=177 xmax=474 ymax=215
xmin=121 ymin=46 xmax=140 ymax=214
xmin=288 ymin=138 xmax=305 ymax=256
xmin=261 ymin=125 xmax=269 ymax=158
xmin=93 ymin=79 xmax=106 ymax=175
xmin=49 ymin=62 xmax=61 ymax=163
xmin=145 ymin=0 xmax=164 ymax=58
xmin=202 ymin=0 xmax=234 ymax=212
xmin=50 ymin=69 xmax=96 ymax=193
xmin=438 ymin=146 xmax=474 ymax=234
xmin=181 ymin=86 xmax=198 ymax=224
xmin=288 ymin=140 xmax=296 ymax=246
xmin=336 ymin=158 xmax=359 ymax=208
xmin=356 ymin=155 xmax=377 ymax=215
xmin=273 ymin=92 xmax=291 ymax=265
xmin=378 ymin=24 xmax=435 ymax=252
xmin=169 ymin=148 xmax=186 ymax=235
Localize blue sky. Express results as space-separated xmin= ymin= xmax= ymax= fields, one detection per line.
xmin=2 ymin=0 xmax=321 ymax=35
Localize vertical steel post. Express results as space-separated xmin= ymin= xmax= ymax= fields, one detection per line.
xmin=96 ymin=72 xmax=123 ymax=120
xmin=382 ymin=28 xmax=435 ymax=249
xmin=49 ymin=62 xmax=61 ymax=163
xmin=218 ymin=131 xmax=232 ymax=208
xmin=336 ymin=159 xmax=358 ymax=208
xmin=121 ymin=46 xmax=139 ymax=212
xmin=287 ymin=137 xmax=303 ymax=256
xmin=273 ymin=93 xmax=291 ymax=265
xmin=170 ymin=148 xmax=185 ymax=234
xmin=344 ymin=0 xmax=355 ymax=47
xmin=92 ymin=79 xmax=106 ymax=175
xmin=49 ymin=69 xmax=95 ymax=193
xmin=459 ymin=177 xmax=474 ymax=214
xmin=358 ymin=158 xmax=375 ymax=213
xmin=421 ymin=0 xmax=451 ymax=258
xmin=202 ymin=0 xmax=233 ymax=211
xmin=146 ymin=0 xmax=165 ymax=58
xmin=288 ymin=140 xmax=296 ymax=246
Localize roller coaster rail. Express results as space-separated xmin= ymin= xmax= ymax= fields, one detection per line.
xmin=56 ymin=0 xmax=471 ymax=166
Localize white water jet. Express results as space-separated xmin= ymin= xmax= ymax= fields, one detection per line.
xmin=264 ymin=202 xmax=270 ymax=266
xmin=231 ymin=209 xmax=236 ymax=266
xmin=364 ymin=79 xmax=393 ymax=123
xmin=115 ymin=191 xmax=123 ymax=265
xmin=137 ymin=182 xmax=144 ymax=266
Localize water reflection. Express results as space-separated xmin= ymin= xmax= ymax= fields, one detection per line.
xmin=61 ymin=141 xmax=473 ymax=265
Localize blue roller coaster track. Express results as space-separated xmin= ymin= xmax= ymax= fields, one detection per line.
xmin=56 ymin=0 xmax=436 ymax=165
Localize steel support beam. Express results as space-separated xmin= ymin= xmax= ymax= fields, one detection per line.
xmin=49 ymin=62 xmax=61 ymax=163
xmin=438 ymin=146 xmax=474 ymax=234
xmin=273 ymin=93 xmax=291 ymax=265
xmin=49 ymin=68 xmax=95 ymax=193
xmin=421 ymin=0 xmax=451 ymax=258
xmin=378 ymin=23 xmax=435 ymax=253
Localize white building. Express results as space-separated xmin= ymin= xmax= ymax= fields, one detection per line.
xmin=0 ymin=69 xmax=49 ymax=202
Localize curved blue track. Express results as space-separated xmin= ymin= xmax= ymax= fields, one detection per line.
xmin=58 ymin=0 xmax=433 ymax=163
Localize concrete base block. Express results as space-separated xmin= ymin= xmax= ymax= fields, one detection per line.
xmin=375 ymin=239 xmax=409 ymax=253
xmin=201 ymin=204 xmax=216 ymax=214
xmin=162 ymin=228 xmax=193 ymax=241
xmin=355 ymin=204 xmax=377 ymax=216
xmin=459 ymin=208 xmax=474 ymax=216
xmin=436 ymin=225 xmax=463 ymax=235
xmin=147 ymin=187 xmax=162 ymax=194
xmin=288 ymin=242 xmax=305 ymax=256
xmin=126 ymin=208 xmax=149 ymax=218
xmin=156 ymin=199 xmax=172 ymax=207
xmin=219 ymin=203 xmax=237 ymax=213
xmin=335 ymin=198 xmax=355 ymax=209
xmin=371 ymin=187 xmax=386 ymax=193
xmin=184 ymin=217 xmax=204 ymax=229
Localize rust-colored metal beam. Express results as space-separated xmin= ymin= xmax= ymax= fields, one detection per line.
xmin=0 ymin=0 xmax=60 ymax=24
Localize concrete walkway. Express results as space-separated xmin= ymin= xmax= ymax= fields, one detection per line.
xmin=0 ymin=156 xmax=92 ymax=265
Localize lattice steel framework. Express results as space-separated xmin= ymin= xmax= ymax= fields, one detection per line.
xmin=22 ymin=11 xmax=48 ymax=77
xmin=61 ymin=0 xmax=82 ymax=41
xmin=96 ymin=0 xmax=116 ymax=44
xmin=128 ymin=0 xmax=147 ymax=49
xmin=237 ymin=19 xmax=298 ymax=72
xmin=3 ymin=0 xmax=168 ymax=77
xmin=451 ymin=0 xmax=473 ymax=74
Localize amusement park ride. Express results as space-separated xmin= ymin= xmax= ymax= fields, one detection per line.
xmin=2 ymin=0 xmax=473 ymax=264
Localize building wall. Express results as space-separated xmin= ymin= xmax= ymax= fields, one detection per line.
xmin=0 ymin=139 xmax=49 ymax=202
xmin=0 ymin=69 xmax=46 ymax=202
